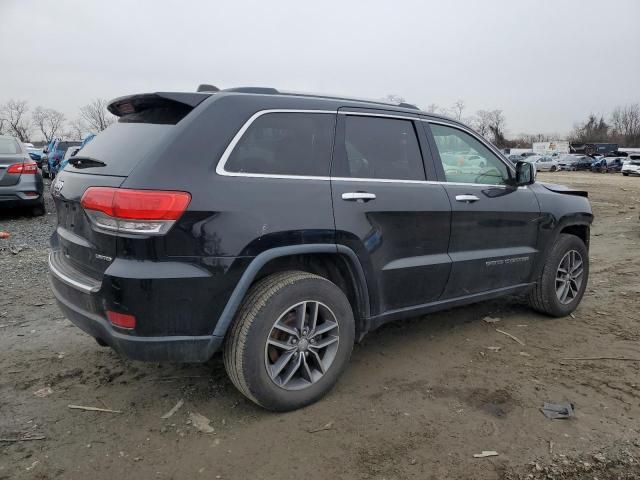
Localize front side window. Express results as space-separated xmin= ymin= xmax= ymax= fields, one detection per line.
xmin=430 ymin=124 xmax=509 ymax=185
xmin=335 ymin=115 xmax=425 ymax=180
xmin=225 ymin=112 xmax=335 ymax=176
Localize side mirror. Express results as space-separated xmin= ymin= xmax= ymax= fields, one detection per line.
xmin=514 ymin=161 xmax=536 ymax=186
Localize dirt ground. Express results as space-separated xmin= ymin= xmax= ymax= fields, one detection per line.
xmin=1 ymin=172 xmax=639 ymax=480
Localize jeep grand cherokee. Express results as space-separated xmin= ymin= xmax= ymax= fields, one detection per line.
xmin=49 ymin=87 xmax=592 ymax=411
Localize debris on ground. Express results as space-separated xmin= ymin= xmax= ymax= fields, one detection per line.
xmin=0 ymin=231 xmax=9 ymax=239
xmin=473 ymin=451 xmax=499 ymax=458
xmin=0 ymin=434 xmax=46 ymax=443
xmin=33 ymin=387 xmax=53 ymax=398
xmin=68 ymin=404 xmax=122 ymax=414
xmin=308 ymin=421 xmax=334 ymax=433
xmin=483 ymin=316 xmax=501 ymax=324
xmin=541 ymin=402 xmax=575 ymax=419
xmin=161 ymin=399 xmax=184 ymax=419
xmin=188 ymin=412 xmax=215 ymax=433
xmin=496 ymin=329 xmax=525 ymax=346
xmin=487 ymin=346 xmax=502 ymax=352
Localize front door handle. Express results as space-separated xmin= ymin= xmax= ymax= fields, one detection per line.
xmin=342 ymin=192 xmax=376 ymax=202
xmin=455 ymin=194 xmax=480 ymax=203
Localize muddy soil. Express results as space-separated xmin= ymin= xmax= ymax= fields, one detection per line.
xmin=1 ymin=172 xmax=639 ymax=479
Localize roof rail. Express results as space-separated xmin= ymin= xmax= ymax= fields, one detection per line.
xmin=224 ymin=87 xmax=279 ymax=94
xmin=398 ymin=102 xmax=419 ymax=110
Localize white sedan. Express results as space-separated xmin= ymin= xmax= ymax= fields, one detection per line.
xmin=526 ymin=155 xmax=559 ymax=172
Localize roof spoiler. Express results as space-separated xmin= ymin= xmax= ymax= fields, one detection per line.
xmin=107 ymin=92 xmax=212 ymax=117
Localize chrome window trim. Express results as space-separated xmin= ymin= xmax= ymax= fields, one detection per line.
xmin=215 ymin=109 xmax=336 ymax=178
xmin=215 ymin=108 xmax=524 ymax=189
xmin=338 ymin=110 xmax=419 ymax=121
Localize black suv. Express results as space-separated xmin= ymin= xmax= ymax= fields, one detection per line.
xmin=49 ymin=87 xmax=593 ymax=411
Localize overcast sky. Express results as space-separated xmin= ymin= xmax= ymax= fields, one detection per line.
xmin=1 ymin=0 xmax=639 ymax=137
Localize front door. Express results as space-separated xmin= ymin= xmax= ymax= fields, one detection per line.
xmin=425 ymin=122 xmax=541 ymax=299
xmin=331 ymin=110 xmax=452 ymax=315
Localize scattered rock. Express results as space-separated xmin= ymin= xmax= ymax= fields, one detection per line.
xmin=33 ymin=387 xmax=53 ymax=398
xmin=483 ymin=316 xmax=501 ymax=324
xmin=189 ymin=412 xmax=215 ymax=434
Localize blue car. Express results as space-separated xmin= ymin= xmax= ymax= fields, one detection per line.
xmin=58 ymin=134 xmax=96 ymax=173
xmin=42 ymin=138 xmax=82 ymax=178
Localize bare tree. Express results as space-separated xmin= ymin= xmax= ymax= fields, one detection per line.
xmin=80 ymin=98 xmax=115 ymax=132
xmin=0 ymin=100 xmax=33 ymax=141
xmin=610 ymin=104 xmax=640 ymax=146
xmin=33 ymin=107 xmax=66 ymax=143
xmin=0 ymin=117 xmax=5 ymax=135
xmin=472 ymin=110 xmax=491 ymax=138
xmin=67 ymin=118 xmax=87 ymax=141
xmin=487 ymin=110 xmax=506 ymax=146
xmin=451 ymin=100 xmax=465 ymax=121
xmin=426 ymin=103 xmax=440 ymax=114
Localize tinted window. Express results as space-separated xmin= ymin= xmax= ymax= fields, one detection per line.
xmin=430 ymin=124 xmax=509 ymax=185
xmin=63 ymin=123 xmax=174 ymax=176
xmin=335 ymin=116 xmax=425 ymax=180
xmin=225 ymin=113 xmax=335 ymax=176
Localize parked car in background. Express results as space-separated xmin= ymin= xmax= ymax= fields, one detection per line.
xmin=48 ymin=86 xmax=593 ymax=411
xmin=593 ymin=157 xmax=624 ymax=173
xmin=25 ymin=145 xmax=44 ymax=165
xmin=558 ymin=155 xmax=593 ymax=171
xmin=57 ymin=134 xmax=96 ymax=173
xmin=621 ymin=155 xmax=640 ymax=176
xmin=507 ymin=154 xmax=522 ymax=164
xmin=0 ymin=135 xmax=45 ymax=215
xmin=42 ymin=139 xmax=82 ymax=178
xmin=525 ymin=155 xmax=559 ymax=172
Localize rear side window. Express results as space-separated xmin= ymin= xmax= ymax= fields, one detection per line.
xmin=224 ymin=113 xmax=335 ymax=176
xmin=335 ymin=116 xmax=425 ymax=180
xmin=0 ymin=137 xmax=21 ymax=154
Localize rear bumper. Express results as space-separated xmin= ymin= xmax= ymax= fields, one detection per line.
xmin=48 ymin=252 xmax=225 ymax=362
xmin=0 ymin=176 xmax=44 ymax=208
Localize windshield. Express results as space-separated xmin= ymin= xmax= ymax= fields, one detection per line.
xmin=0 ymin=137 xmax=21 ymax=154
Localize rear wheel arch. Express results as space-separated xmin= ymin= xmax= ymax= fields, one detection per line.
xmin=214 ymin=245 xmax=370 ymax=340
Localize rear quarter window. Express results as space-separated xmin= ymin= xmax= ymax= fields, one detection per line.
xmin=223 ymin=112 xmax=335 ymax=177
xmin=62 ymin=123 xmax=174 ymax=177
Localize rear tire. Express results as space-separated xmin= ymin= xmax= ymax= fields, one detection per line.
xmin=527 ymin=234 xmax=589 ymax=317
xmin=550 ymin=166 xmax=557 ymax=172
xmin=224 ymin=271 xmax=355 ymax=411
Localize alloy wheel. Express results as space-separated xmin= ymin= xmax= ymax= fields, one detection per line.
xmin=555 ymin=249 xmax=584 ymax=305
xmin=264 ymin=301 xmax=339 ymax=391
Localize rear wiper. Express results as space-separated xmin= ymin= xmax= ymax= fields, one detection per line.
xmin=68 ymin=156 xmax=106 ymax=169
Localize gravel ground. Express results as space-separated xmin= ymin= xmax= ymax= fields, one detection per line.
xmin=1 ymin=172 xmax=639 ymax=480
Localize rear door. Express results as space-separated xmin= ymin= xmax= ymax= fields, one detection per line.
xmin=425 ymin=121 xmax=540 ymax=298
xmin=331 ymin=109 xmax=451 ymax=315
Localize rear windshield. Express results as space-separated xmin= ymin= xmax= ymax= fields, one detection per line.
xmin=0 ymin=137 xmax=21 ymax=154
xmin=62 ymin=123 xmax=173 ymax=177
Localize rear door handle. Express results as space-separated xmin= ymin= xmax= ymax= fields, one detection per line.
xmin=455 ymin=194 xmax=480 ymax=203
xmin=342 ymin=192 xmax=376 ymax=202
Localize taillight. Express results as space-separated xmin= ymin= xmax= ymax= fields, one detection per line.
xmin=7 ymin=162 xmax=38 ymax=174
xmin=80 ymin=187 xmax=191 ymax=235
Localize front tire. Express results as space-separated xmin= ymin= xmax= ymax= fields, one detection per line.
xmin=224 ymin=271 xmax=355 ymax=411
xmin=623 ymin=172 xmax=629 ymax=176
xmin=527 ymin=234 xmax=589 ymax=317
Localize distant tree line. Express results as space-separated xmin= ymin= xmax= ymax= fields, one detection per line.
xmin=0 ymin=98 xmax=115 ymax=143
xmin=386 ymin=94 xmax=640 ymax=149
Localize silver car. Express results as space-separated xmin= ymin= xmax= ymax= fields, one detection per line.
xmin=0 ymin=135 xmax=45 ymax=215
